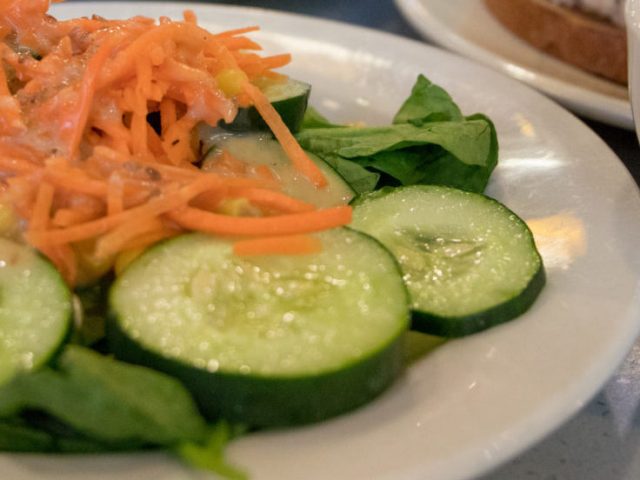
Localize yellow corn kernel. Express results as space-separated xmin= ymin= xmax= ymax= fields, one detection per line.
xmin=215 ymin=68 xmax=247 ymax=97
xmin=216 ymin=197 xmax=262 ymax=217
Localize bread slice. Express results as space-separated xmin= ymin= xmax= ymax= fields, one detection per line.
xmin=484 ymin=0 xmax=627 ymax=84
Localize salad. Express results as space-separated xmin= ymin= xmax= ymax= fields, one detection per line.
xmin=0 ymin=1 xmax=545 ymax=478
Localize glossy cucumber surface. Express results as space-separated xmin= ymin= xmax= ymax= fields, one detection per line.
xmin=351 ymin=185 xmax=545 ymax=337
xmin=109 ymin=230 xmax=409 ymax=426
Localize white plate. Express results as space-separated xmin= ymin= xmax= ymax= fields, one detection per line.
xmin=395 ymin=0 xmax=634 ymax=130
xmin=4 ymin=2 xmax=640 ymax=480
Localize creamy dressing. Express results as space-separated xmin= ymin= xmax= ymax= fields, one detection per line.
xmin=199 ymin=130 xmax=354 ymax=208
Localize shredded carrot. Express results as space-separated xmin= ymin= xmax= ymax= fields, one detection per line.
xmin=243 ymin=82 xmax=327 ymax=187
xmin=29 ymin=182 xmax=55 ymax=232
xmin=28 ymin=175 xmax=224 ymax=246
xmin=43 ymin=168 xmax=109 ymax=198
xmin=213 ymin=26 xmax=260 ymax=38
xmin=226 ymin=187 xmax=316 ymax=214
xmin=159 ymin=98 xmax=177 ymax=135
xmin=0 ymin=157 xmax=38 ymax=174
xmin=94 ymin=216 xmax=165 ymax=259
xmin=67 ymin=38 xmax=115 ymax=156
xmin=53 ymin=207 xmax=101 ymax=228
xmin=0 ymin=2 xmax=349 ymax=286
xmin=42 ymin=243 xmax=78 ymax=286
xmin=255 ymin=164 xmax=276 ymax=182
xmin=106 ymin=174 xmax=125 ymax=216
xmin=0 ymin=62 xmax=10 ymax=96
xmin=167 ymin=205 xmax=352 ymax=237
xmin=234 ymin=234 xmax=322 ymax=256
xmin=183 ymin=10 xmax=197 ymax=24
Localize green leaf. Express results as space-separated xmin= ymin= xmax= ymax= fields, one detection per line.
xmin=176 ymin=421 xmax=248 ymax=480
xmin=393 ymin=74 xmax=463 ymax=125
xmin=72 ymin=277 xmax=112 ymax=347
xmin=0 ymin=346 xmax=207 ymax=447
xmin=297 ymin=75 xmax=499 ymax=194
xmin=300 ymin=106 xmax=342 ymax=129
xmin=353 ymin=147 xmax=437 ymax=186
xmin=298 ymin=121 xmax=490 ymax=163
xmin=297 ymin=119 xmax=497 ymax=193
xmin=0 ymin=418 xmax=55 ymax=452
xmin=0 ymin=414 xmax=133 ymax=453
xmin=313 ymin=153 xmax=380 ymax=194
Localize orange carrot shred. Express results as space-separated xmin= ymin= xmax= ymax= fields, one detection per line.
xmin=213 ymin=26 xmax=260 ymax=38
xmin=167 ymin=205 xmax=352 ymax=237
xmin=52 ymin=207 xmax=101 ymax=228
xmin=227 ymin=187 xmax=316 ymax=214
xmin=67 ymin=39 xmax=115 ymax=157
xmin=183 ymin=10 xmax=197 ymax=24
xmin=29 ymin=182 xmax=55 ymax=232
xmin=95 ymin=216 xmax=165 ymax=259
xmin=40 ymin=243 xmax=78 ymax=286
xmin=107 ymin=174 xmax=125 ymax=215
xmin=0 ymin=4 xmax=348 ymax=287
xmin=0 ymin=157 xmax=38 ymax=174
xmin=243 ymin=82 xmax=327 ymax=188
xmin=29 ymin=175 xmax=223 ymax=246
xmin=44 ymin=168 xmax=109 ymax=198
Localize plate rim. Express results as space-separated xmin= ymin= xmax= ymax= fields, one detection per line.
xmin=13 ymin=2 xmax=640 ymax=480
xmin=394 ymin=0 xmax=634 ymax=130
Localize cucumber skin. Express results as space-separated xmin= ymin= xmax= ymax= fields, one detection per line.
xmin=221 ymin=89 xmax=310 ymax=134
xmin=411 ymin=264 xmax=546 ymax=337
xmin=107 ymin=316 xmax=405 ymax=427
xmin=351 ymin=185 xmax=547 ymax=338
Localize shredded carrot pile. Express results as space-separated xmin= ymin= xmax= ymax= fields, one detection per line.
xmin=0 ymin=0 xmax=348 ymax=286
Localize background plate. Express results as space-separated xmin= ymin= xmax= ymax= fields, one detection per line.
xmin=395 ymin=0 xmax=633 ymax=130
xmin=3 ymin=2 xmax=640 ymax=480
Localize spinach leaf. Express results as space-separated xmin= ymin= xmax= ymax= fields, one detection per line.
xmin=177 ymin=421 xmax=248 ymax=480
xmin=0 ymin=418 xmax=55 ymax=452
xmin=393 ymin=74 xmax=463 ymax=125
xmin=0 ymin=345 xmax=207 ymax=448
xmin=297 ymin=75 xmax=498 ymax=194
xmin=315 ymin=153 xmax=380 ymax=193
xmin=300 ymin=106 xmax=342 ymax=129
xmin=298 ymin=120 xmax=492 ymax=164
xmin=0 ymin=414 xmax=134 ymax=453
xmin=72 ymin=276 xmax=113 ymax=348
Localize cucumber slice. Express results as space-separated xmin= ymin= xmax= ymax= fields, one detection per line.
xmin=222 ymin=78 xmax=310 ymax=133
xmin=200 ymin=133 xmax=354 ymax=208
xmin=0 ymin=239 xmax=72 ymax=384
xmin=351 ymin=186 xmax=545 ymax=337
xmin=108 ymin=230 xmax=409 ymax=426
